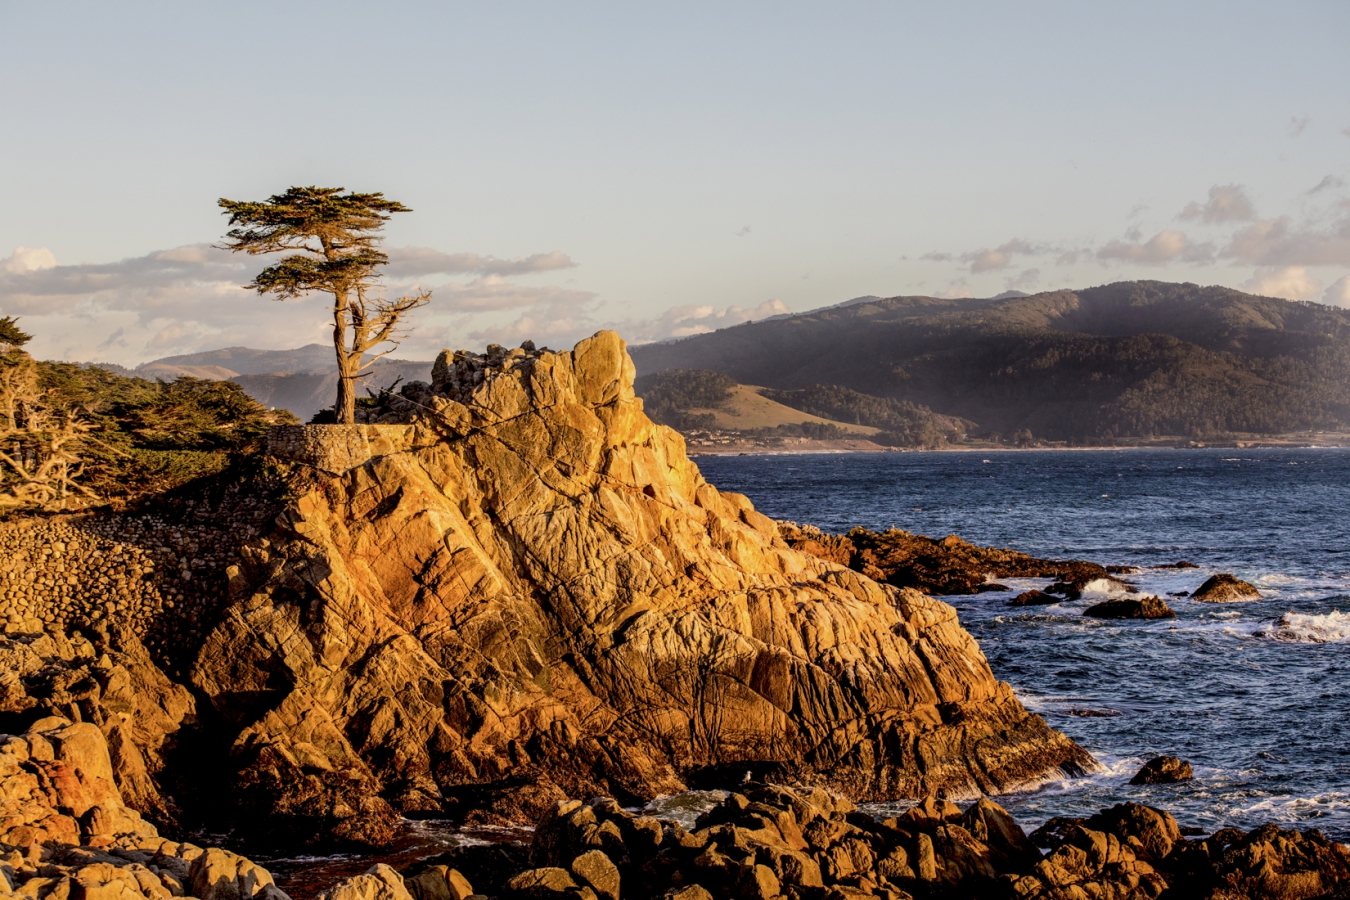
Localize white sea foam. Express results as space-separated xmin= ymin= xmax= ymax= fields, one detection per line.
xmin=1262 ymin=610 xmax=1350 ymax=643
xmin=1232 ymin=792 xmax=1350 ymax=822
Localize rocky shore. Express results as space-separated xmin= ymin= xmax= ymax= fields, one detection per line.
xmin=3 ymin=716 xmax=1345 ymax=900
xmin=1 ymin=332 xmax=1346 ymax=899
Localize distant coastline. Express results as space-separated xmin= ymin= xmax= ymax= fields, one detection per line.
xmin=687 ymin=431 xmax=1350 ymax=456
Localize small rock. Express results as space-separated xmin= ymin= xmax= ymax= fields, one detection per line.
xmin=503 ymin=868 xmax=577 ymax=900
xmin=1129 ymin=755 xmax=1194 ymax=785
xmin=569 ymin=851 xmax=619 ymax=900
xmin=664 ymin=887 xmax=713 ymax=900
xmin=1008 ymin=590 xmax=1058 ymax=606
xmin=1082 ymin=596 xmax=1175 ymax=619
xmin=1191 ymin=574 xmax=1261 ymax=602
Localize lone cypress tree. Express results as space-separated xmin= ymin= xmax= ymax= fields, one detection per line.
xmin=218 ymin=186 xmax=430 ymax=424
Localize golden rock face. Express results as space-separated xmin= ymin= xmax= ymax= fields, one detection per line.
xmin=193 ymin=330 xmax=1096 ymax=843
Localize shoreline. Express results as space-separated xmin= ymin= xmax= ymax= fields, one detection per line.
xmin=689 ymin=436 xmax=1350 ymax=456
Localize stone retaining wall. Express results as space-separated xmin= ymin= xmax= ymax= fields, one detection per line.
xmin=267 ymin=425 xmax=421 ymax=474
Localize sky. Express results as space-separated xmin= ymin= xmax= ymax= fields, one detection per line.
xmin=3 ymin=1 xmax=1349 ymax=366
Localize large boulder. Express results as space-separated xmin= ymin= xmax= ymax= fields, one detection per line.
xmin=192 ymin=331 xmax=1096 ymax=848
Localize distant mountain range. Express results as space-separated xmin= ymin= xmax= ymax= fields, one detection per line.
xmin=112 ymin=343 xmax=433 ymax=421
xmin=629 ymin=281 xmax=1350 ymax=441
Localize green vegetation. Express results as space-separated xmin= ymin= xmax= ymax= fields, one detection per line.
xmin=761 ymin=384 xmax=974 ymax=448
xmin=0 ymin=332 xmax=295 ymax=512
xmin=41 ymin=364 xmax=294 ymax=500
xmin=633 ymin=368 xmax=737 ymax=430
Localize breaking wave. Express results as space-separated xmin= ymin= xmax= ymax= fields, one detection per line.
xmin=1261 ymin=610 xmax=1350 ymax=643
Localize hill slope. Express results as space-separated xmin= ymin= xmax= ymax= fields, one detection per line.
xmin=630 ymin=281 xmax=1350 ymax=440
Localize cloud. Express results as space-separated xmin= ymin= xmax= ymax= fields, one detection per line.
xmin=1006 ymin=268 xmax=1040 ymax=290
xmin=432 ymin=276 xmax=595 ymax=313
xmin=383 ymin=248 xmax=576 ymax=278
xmin=967 ymin=238 xmax=1041 ymax=273
xmin=1 ymin=246 xmax=57 ymax=274
xmin=624 ymin=298 xmax=791 ymax=343
xmin=1323 ymin=275 xmax=1350 ymax=308
xmin=923 ymin=239 xmax=1045 ymax=273
xmin=735 ymin=226 xmax=751 ymax=237
xmin=0 ymin=241 xmax=588 ymax=364
xmin=1179 ymin=185 xmax=1256 ymax=224
xmin=1096 ymin=230 xmax=1213 ymax=265
xmin=1308 ymin=175 xmax=1344 ymax=195
xmin=1223 ymin=216 xmax=1350 ymax=266
xmin=1288 ymin=115 xmax=1310 ymax=137
xmin=466 ymin=297 xmax=600 ymax=348
xmin=933 ymin=288 xmax=973 ymax=299
xmin=1240 ymin=266 xmax=1323 ymax=301
xmin=1055 ymin=250 xmax=1087 ymax=266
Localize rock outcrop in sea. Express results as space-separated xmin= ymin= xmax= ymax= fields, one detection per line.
xmin=187 ymin=332 xmax=1094 ymax=849
xmin=777 ymin=524 xmax=1115 ymax=597
xmin=1191 ymin=574 xmax=1262 ymax=603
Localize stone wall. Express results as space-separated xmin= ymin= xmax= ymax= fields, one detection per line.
xmin=267 ymin=425 xmax=422 ymax=475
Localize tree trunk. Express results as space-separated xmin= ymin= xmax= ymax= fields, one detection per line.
xmin=335 ymin=355 xmax=358 ymax=424
xmin=332 ymin=289 xmax=357 ymax=424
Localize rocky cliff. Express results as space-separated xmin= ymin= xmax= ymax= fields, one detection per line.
xmin=187 ymin=332 xmax=1094 ymax=850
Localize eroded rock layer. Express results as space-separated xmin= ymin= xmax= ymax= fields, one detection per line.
xmin=191 ymin=332 xmax=1095 ymax=848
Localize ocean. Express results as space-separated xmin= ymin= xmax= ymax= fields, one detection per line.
xmin=696 ymin=447 xmax=1350 ymax=839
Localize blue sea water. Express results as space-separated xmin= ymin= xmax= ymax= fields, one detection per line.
xmin=696 ymin=448 xmax=1350 ymax=839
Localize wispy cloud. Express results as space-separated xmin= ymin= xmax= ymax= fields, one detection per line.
xmin=1288 ymin=115 xmax=1311 ymax=137
xmin=0 ymin=242 xmax=590 ymax=364
xmin=1222 ymin=216 xmax=1350 ymax=267
xmin=1096 ymin=230 xmax=1213 ymax=265
xmin=1178 ymin=184 xmax=1256 ymax=224
xmin=925 ymin=238 xmax=1045 ymax=274
xmin=1307 ymin=175 xmax=1344 ymax=195
xmin=627 ymin=298 xmax=790 ymax=342
xmin=384 ymin=248 xmax=576 ymax=278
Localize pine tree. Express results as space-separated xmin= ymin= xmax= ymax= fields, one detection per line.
xmin=218 ymin=186 xmax=430 ymax=423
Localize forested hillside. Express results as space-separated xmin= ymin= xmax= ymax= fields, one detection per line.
xmin=630 ymin=281 xmax=1350 ymax=441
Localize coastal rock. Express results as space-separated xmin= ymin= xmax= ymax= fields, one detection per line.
xmin=0 ymin=717 xmax=286 ymax=900
xmin=1130 ymin=755 xmax=1194 ymax=785
xmin=0 ymin=626 xmax=195 ymax=829
xmin=1083 ymin=596 xmax=1176 ymax=620
xmin=1188 ymin=823 xmax=1350 ymax=899
xmin=779 ymin=523 xmax=1113 ymax=596
xmin=492 ymin=786 xmax=1350 ymax=900
xmin=1008 ymin=590 xmax=1058 ymax=606
xmin=317 ymin=864 xmax=413 ymax=900
xmin=192 ymin=331 xmax=1096 ymax=849
xmin=1191 ymin=573 xmax=1262 ymax=602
